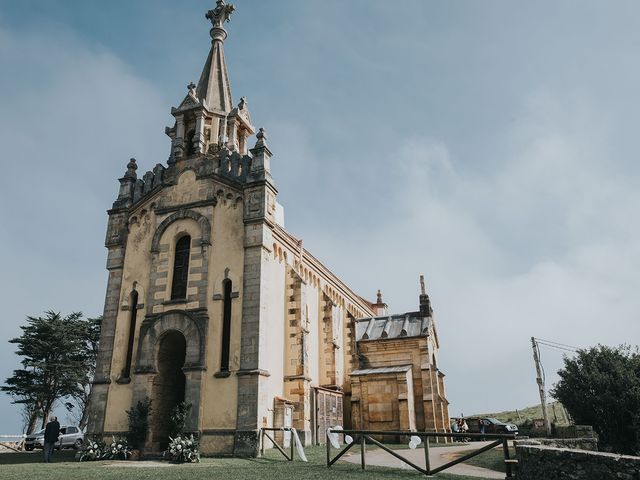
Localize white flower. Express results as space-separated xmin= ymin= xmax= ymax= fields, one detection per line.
xmin=117 ymin=444 xmax=122 ymax=449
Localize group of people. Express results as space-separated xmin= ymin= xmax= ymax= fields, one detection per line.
xmin=452 ymin=417 xmax=470 ymax=442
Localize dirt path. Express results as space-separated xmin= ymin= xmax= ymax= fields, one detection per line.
xmin=342 ymin=441 xmax=504 ymax=479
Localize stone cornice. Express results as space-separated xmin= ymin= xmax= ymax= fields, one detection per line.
xmin=272 ymin=224 xmax=375 ymax=317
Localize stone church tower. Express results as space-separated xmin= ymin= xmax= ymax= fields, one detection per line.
xmin=87 ymin=1 xmax=449 ymax=456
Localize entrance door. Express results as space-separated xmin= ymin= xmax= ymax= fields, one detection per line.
xmin=313 ymin=388 xmax=344 ymax=445
xmin=151 ymin=330 xmax=186 ymax=451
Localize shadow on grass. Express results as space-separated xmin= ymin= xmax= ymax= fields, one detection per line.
xmin=0 ymin=450 xmax=77 ymax=464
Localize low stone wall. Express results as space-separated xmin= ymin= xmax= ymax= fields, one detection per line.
xmin=555 ymin=425 xmax=595 ymax=439
xmin=516 ymin=444 xmax=640 ymax=480
xmin=516 ymin=437 xmax=598 ymax=451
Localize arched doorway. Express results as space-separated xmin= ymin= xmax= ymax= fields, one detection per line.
xmin=151 ymin=330 xmax=186 ymax=451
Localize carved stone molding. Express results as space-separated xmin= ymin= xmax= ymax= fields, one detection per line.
xmin=150 ymin=209 xmax=212 ymax=253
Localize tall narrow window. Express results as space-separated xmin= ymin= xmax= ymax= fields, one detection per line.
xmin=220 ymin=279 xmax=232 ymax=371
xmin=171 ymin=235 xmax=191 ymax=300
xmin=122 ymin=289 xmax=138 ymax=379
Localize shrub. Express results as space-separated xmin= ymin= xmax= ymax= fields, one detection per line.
xmin=169 ymin=402 xmax=192 ymax=437
xmin=126 ymin=397 xmax=152 ymax=450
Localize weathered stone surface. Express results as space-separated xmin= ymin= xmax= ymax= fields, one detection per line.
xmin=516 ymin=444 xmax=640 ymax=480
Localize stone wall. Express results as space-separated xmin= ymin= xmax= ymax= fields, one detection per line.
xmin=516 ymin=438 xmax=599 ymax=452
xmin=516 ymin=444 xmax=640 ymax=480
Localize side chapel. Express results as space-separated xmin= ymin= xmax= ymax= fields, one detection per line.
xmin=86 ymin=1 xmax=450 ymax=456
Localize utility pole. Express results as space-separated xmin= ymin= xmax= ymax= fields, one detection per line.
xmin=531 ymin=337 xmax=552 ymax=436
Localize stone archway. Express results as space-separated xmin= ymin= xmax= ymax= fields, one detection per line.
xmin=151 ymin=330 xmax=186 ymax=451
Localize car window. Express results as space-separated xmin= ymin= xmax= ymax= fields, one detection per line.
xmin=59 ymin=428 xmax=67 ymax=435
xmin=67 ymin=427 xmax=77 ymax=434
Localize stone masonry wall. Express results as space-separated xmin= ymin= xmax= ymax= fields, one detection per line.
xmin=516 ymin=444 xmax=640 ymax=480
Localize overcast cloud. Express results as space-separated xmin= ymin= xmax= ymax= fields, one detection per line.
xmin=1 ymin=1 xmax=639 ymax=433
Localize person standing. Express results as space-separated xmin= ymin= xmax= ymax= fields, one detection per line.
xmin=43 ymin=416 xmax=60 ymax=463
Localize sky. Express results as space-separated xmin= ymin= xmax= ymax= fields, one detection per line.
xmin=1 ymin=0 xmax=640 ymax=434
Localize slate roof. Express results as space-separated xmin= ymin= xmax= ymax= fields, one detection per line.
xmin=350 ymin=365 xmax=413 ymax=376
xmin=355 ymin=312 xmax=432 ymax=341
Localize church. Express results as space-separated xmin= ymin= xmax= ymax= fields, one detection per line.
xmin=86 ymin=1 xmax=450 ymax=456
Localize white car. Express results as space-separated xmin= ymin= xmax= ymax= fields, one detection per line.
xmin=24 ymin=425 xmax=84 ymax=451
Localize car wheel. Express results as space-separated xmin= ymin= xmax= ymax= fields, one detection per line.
xmin=25 ymin=446 xmax=33 ymax=451
xmin=74 ymin=439 xmax=83 ymax=450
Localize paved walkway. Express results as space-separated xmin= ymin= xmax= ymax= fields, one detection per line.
xmin=342 ymin=441 xmax=505 ymax=479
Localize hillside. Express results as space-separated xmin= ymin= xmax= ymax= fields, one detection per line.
xmin=474 ymin=401 xmax=571 ymax=426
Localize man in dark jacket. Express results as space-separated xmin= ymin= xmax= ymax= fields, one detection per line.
xmin=43 ymin=416 xmax=60 ymax=463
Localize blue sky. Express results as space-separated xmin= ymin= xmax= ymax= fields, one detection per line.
xmin=1 ymin=0 xmax=640 ymax=433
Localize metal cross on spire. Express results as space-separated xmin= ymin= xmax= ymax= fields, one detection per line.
xmin=206 ymin=0 xmax=236 ymax=29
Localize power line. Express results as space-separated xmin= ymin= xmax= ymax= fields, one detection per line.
xmin=536 ymin=341 xmax=578 ymax=354
xmin=534 ymin=337 xmax=580 ymax=352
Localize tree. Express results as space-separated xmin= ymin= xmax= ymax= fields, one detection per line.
xmin=552 ymin=344 xmax=640 ymax=455
xmin=1 ymin=311 xmax=100 ymax=433
xmin=73 ymin=315 xmax=102 ymax=429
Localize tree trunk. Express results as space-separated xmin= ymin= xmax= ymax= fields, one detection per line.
xmin=25 ymin=407 xmax=39 ymax=434
xmin=79 ymin=390 xmax=91 ymax=430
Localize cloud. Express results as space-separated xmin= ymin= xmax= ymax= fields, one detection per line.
xmin=291 ymin=87 xmax=640 ymax=415
xmin=0 ymin=23 xmax=167 ymax=433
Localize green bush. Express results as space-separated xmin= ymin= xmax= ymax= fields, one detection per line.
xmin=169 ymin=402 xmax=192 ymax=437
xmin=126 ymin=397 xmax=152 ymax=450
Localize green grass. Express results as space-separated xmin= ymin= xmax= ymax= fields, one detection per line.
xmin=459 ymin=446 xmax=516 ymax=473
xmin=473 ymin=401 xmax=571 ymax=426
xmin=0 ymin=446 xmax=484 ymax=480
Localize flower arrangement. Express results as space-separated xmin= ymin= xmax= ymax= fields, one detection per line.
xmin=78 ymin=437 xmax=108 ymax=461
xmin=108 ymin=436 xmax=133 ymax=460
xmin=163 ymin=434 xmax=200 ymax=463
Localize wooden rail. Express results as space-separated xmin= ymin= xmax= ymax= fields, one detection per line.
xmin=326 ymin=429 xmax=517 ymax=479
xmin=259 ymin=427 xmax=295 ymax=461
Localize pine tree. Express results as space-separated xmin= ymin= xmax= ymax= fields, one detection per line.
xmin=2 ymin=311 xmax=100 ymax=433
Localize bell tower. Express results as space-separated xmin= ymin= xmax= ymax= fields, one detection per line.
xmin=165 ymin=0 xmax=254 ymax=162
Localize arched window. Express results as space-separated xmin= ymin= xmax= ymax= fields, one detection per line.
xmin=186 ymin=129 xmax=196 ymax=155
xmin=171 ymin=235 xmax=191 ymax=300
xmin=220 ymin=279 xmax=232 ymax=372
xmin=122 ymin=289 xmax=139 ymax=379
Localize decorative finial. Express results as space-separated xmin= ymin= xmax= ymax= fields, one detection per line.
xmin=124 ymin=158 xmax=138 ymax=179
xmin=188 ymin=82 xmax=196 ymax=94
xmin=420 ymin=275 xmax=426 ymax=295
xmin=206 ymin=0 xmax=235 ymax=42
xmin=376 ymin=290 xmax=383 ymax=305
xmin=238 ymin=96 xmax=247 ymax=109
xmin=254 ymin=127 xmax=267 ymax=148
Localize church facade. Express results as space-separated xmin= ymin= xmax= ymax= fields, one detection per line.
xmin=86 ymin=1 xmax=450 ymax=456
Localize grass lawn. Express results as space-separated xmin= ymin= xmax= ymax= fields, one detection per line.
xmin=459 ymin=446 xmax=516 ymax=473
xmin=0 ymin=445 xmax=485 ymax=480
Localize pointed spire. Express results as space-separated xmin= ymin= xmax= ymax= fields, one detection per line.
xmin=373 ymin=289 xmax=387 ymax=316
xmin=419 ymin=275 xmax=433 ymax=316
xmin=248 ymin=128 xmax=273 ymax=181
xmin=196 ymin=1 xmax=235 ymax=112
xmin=254 ymin=127 xmax=268 ymax=149
xmin=124 ymin=158 xmax=138 ymax=179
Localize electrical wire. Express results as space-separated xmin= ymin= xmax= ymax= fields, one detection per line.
xmin=536 ymin=342 xmax=578 ymax=354
xmin=534 ymin=337 xmax=580 ymax=352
